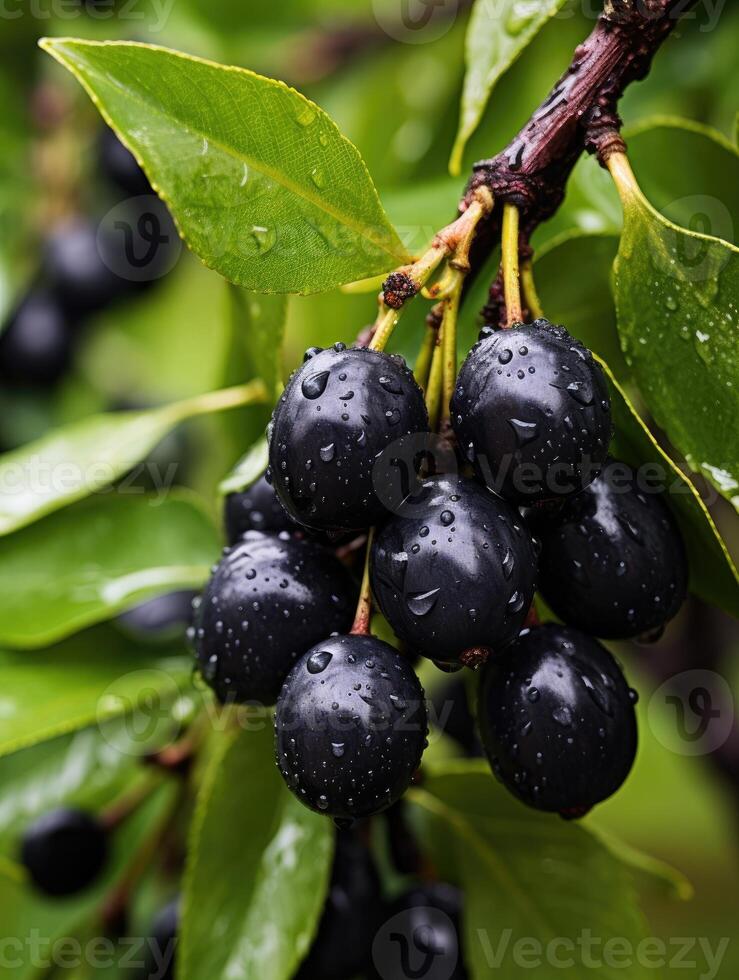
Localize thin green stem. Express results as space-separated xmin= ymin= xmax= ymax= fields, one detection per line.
xmin=441 ymin=271 xmax=464 ymax=423
xmin=501 ymin=203 xmax=522 ymax=327
xmin=425 ymin=331 xmax=445 ymax=431
xmin=350 ymin=528 xmax=375 ymax=635
xmin=368 ymin=305 xmax=400 ymax=352
xmin=520 ymin=259 xmax=544 ymax=320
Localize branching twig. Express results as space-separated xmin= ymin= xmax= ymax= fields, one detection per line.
xmin=460 ymin=0 xmax=699 ymax=309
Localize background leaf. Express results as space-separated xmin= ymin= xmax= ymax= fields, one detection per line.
xmin=612 ymin=174 xmax=739 ymax=506
xmin=41 ymin=38 xmax=410 ymax=294
xmin=450 ymin=0 xmax=569 ymax=175
xmin=0 ymin=493 xmax=218 ymax=648
xmin=600 ymin=358 xmax=739 ymax=619
xmin=218 ymin=437 xmax=269 ymax=497
xmin=181 ymin=724 xmax=334 ymax=980
xmin=0 ymin=626 xmax=193 ymax=758
xmin=228 ymin=288 xmax=287 ymax=400
xmin=408 ymin=762 xmax=654 ymax=980
xmin=0 ymin=381 xmax=265 ymax=536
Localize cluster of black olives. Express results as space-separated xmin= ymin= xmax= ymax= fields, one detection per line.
xmin=190 ymin=317 xmax=688 ymax=824
xmin=0 ymin=127 xmax=173 ymax=393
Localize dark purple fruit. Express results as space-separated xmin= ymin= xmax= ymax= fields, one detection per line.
xmin=0 ymin=289 xmax=72 ymax=386
xmin=370 ymin=475 xmax=538 ymax=666
xmin=268 ymin=344 xmax=429 ymax=532
xmin=297 ymin=831 xmax=383 ymax=980
xmin=141 ymin=899 xmax=179 ymax=980
xmin=532 ymin=458 xmax=688 ymax=639
xmin=191 ymin=531 xmax=355 ymax=706
xmin=370 ymin=882 xmax=467 ymax=980
xmin=478 ymin=624 xmax=638 ymax=817
xmin=451 ymin=319 xmax=611 ymax=503
xmin=20 ymin=808 xmax=108 ymax=897
xmin=224 ymin=474 xmax=295 ymax=544
xmin=98 ymin=126 xmax=152 ymax=197
xmin=116 ymin=590 xmax=196 ymax=643
xmin=43 ymin=217 xmax=127 ymax=316
xmin=275 ymin=634 xmax=427 ymax=822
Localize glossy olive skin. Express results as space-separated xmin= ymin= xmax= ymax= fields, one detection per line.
xmin=275 ymin=634 xmax=427 ymax=822
xmin=532 ymin=458 xmax=688 ymax=639
xmin=224 ymin=474 xmax=295 ymax=544
xmin=98 ymin=126 xmax=152 ymax=197
xmin=297 ymin=831 xmax=383 ymax=980
xmin=191 ymin=532 xmax=355 ymax=706
xmin=370 ymin=476 xmax=538 ymax=665
xmin=478 ymin=625 xmax=638 ymax=816
xmin=21 ymin=808 xmax=108 ymax=897
xmin=451 ymin=319 xmax=611 ymax=503
xmin=370 ymin=882 xmax=468 ymax=980
xmin=268 ymin=344 xmax=429 ymax=532
xmin=0 ymin=289 xmax=72 ymax=386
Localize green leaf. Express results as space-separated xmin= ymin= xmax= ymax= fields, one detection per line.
xmin=228 ymin=287 xmax=286 ymax=400
xmin=0 ymin=713 xmax=180 ymax=855
xmin=181 ymin=724 xmax=334 ymax=980
xmin=450 ymin=0 xmax=569 ymax=175
xmin=0 ymin=493 xmax=219 ymax=649
xmin=0 ymin=380 xmax=265 ymax=536
xmin=599 ymin=357 xmax=739 ymax=619
xmin=408 ymin=762 xmax=654 ymax=979
xmin=0 ymin=626 xmax=193 ymax=758
xmin=40 ymin=38 xmax=410 ymax=294
xmin=219 ymin=436 xmax=269 ymax=497
xmin=612 ymin=165 xmax=739 ymax=506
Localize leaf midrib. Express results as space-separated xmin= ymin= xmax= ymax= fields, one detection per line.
xmin=48 ymin=41 xmax=405 ymax=262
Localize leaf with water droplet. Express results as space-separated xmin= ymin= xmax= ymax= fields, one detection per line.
xmin=612 ymin=166 xmax=739 ymax=506
xmin=40 ymin=38 xmax=410 ymax=294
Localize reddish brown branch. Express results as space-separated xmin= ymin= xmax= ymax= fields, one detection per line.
xmin=462 ymin=0 xmax=699 ymax=307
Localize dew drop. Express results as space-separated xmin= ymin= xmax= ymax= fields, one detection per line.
xmin=440 ymin=510 xmax=455 ymax=527
xmin=307 ymin=650 xmax=333 ymax=674
xmin=320 ymin=443 xmax=336 ymax=463
xmin=507 ymin=418 xmax=539 ymax=445
xmin=301 ymin=370 xmax=330 ymax=399
xmin=406 ymin=588 xmax=440 ymax=616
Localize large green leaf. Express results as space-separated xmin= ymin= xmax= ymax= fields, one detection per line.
xmin=0 ymin=493 xmax=218 ymax=649
xmin=0 ymin=626 xmax=193 ymax=758
xmin=0 ymin=381 xmax=265 ymax=536
xmin=218 ymin=436 xmax=269 ymax=497
xmin=408 ymin=762 xmax=655 ymax=979
xmin=612 ymin=165 xmax=739 ymax=506
xmin=600 ymin=358 xmax=739 ymax=619
xmin=450 ymin=0 xmax=569 ymax=175
xmin=181 ymin=724 xmax=334 ymax=980
xmin=40 ymin=39 xmax=409 ymax=294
